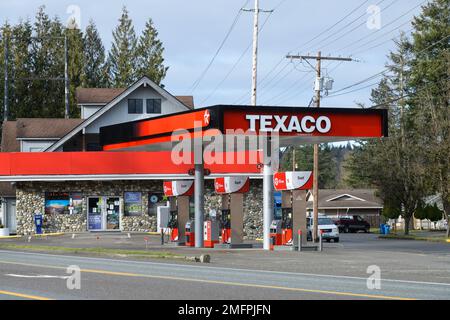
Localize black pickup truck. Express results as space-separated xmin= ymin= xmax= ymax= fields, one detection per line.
xmin=333 ymin=215 xmax=370 ymax=233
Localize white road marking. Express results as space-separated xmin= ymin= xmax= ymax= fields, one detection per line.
xmin=5 ymin=274 xmax=69 ymax=279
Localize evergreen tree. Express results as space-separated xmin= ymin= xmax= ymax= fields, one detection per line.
xmin=408 ymin=0 xmax=450 ymax=237
xmin=136 ymin=18 xmax=168 ymax=85
xmin=29 ymin=6 xmax=66 ymax=118
xmin=108 ymin=6 xmax=138 ymax=87
xmin=66 ymin=20 xmax=84 ymax=118
xmin=346 ymin=37 xmax=427 ymax=235
xmin=281 ymin=144 xmax=337 ymax=189
xmin=10 ymin=19 xmax=33 ymax=119
xmin=82 ymin=20 xmax=108 ymax=88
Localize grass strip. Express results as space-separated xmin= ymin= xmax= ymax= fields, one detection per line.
xmin=0 ymin=243 xmax=190 ymax=260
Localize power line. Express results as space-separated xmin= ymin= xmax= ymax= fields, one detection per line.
xmin=200 ymin=10 xmax=273 ymax=105
xmin=334 ymin=0 xmax=425 ymax=54
xmin=316 ymin=0 xmax=400 ymax=52
xmin=328 ymin=33 xmax=450 ymax=96
xmin=291 ymin=0 xmax=373 ymax=53
xmin=306 ymin=0 xmax=390 ymax=52
xmin=189 ymin=0 xmax=249 ymax=92
xmin=254 ymin=0 xmax=373 ymax=102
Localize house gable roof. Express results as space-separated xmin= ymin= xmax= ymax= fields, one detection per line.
xmin=47 ymin=76 xmax=193 ymax=152
xmin=76 ymin=88 xmax=194 ymax=108
xmin=1 ymin=121 xmax=20 ymax=152
xmin=306 ymin=189 xmax=383 ymax=209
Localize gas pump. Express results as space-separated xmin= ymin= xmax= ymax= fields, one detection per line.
xmin=185 ymin=220 xmax=195 ymax=247
xmin=270 ymin=193 xmax=283 ymax=249
xmin=163 ymin=180 xmax=194 ymax=246
xmin=220 ymin=208 xmax=231 ymax=244
xmin=213 ymin=176 xmax=249 ymax=248
xmin=281 ymin=208 xmax=293 ymax=245
xmin=272 ymin=171 xmax=313 ymax=250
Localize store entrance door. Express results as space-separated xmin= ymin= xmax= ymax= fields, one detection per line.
xmin=88 ymin=197 xmax=121 ymax=231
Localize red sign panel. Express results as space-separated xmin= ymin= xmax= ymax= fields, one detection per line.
xmin=274 ymin=172 xmax=313 ymax=191
xmin=223 ymin=109 xmax=385 ymax=138
xmin=214 ymin=176 xmax=250 ymax=194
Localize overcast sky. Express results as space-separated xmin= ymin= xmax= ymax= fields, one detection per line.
xmin=0 ymin=0 xmax=427 ymax=108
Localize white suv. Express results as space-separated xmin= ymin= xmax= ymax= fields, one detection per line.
xmin=307 ymin=215 xmax=340 ymax=243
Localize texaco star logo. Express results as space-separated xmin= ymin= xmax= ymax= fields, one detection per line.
xmin=204 ymin=110 xmax=210 ymax=126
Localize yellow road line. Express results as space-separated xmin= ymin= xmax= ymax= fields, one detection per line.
xmin=0 ymin=260 xmax=415 ymax=300
xmin=0 ymin=289 xmax=52 ymax=300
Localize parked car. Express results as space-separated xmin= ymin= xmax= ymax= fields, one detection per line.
xmin=333 ymin=215 xmax=370 ymax=233
xmin=307 ymin=216 xmax=340 ymax=242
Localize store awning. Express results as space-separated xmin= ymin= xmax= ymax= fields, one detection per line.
xmin=0 ymin=151 xmax=262 ymax=182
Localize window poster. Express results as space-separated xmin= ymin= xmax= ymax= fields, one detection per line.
xmin=69 ymin=193 xmax=83 ymax=214
xmin=45 ymin=192 xmax=70 ymax=214
xmin=45 ymin=192 xmax=83 ymax=215
xmin=124 ymin=192 xmax=142 ymax=216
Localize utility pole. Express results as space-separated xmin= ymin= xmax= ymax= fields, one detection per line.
xmin=242 ymin=0 xmax=273 ymax=250
xmin=64 ymin=33 xmax=70 ymax=119
xmin=286 ymin=52 xmax=352 ymax=242
xmin=3 ymin=33 xmax=9 ymax=122
xmin=250 ymin=0 xmax=259 ymax=105
xmin=242 ymin=0 xmax=272 ymax=106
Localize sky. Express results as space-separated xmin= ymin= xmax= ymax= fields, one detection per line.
xmin=0 ymin=0 xmax=427 ymax=108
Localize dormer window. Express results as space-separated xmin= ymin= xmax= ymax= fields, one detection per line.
xmin=146 ymin=99 xmax=162 ymax=114
xmin=128 ymin=99 xmax=143 ymax=114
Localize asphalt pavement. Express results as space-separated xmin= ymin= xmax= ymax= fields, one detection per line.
xmin=0 ymin=232 xmax=449 ymax=300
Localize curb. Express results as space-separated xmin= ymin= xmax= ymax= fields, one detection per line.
xmin=379 ymin=235 xmax=450 ymax=243
xmin=0 ymin=232 xmax=64 ymax=239
xmin=0 ymin=235 xmax=21 ymax=239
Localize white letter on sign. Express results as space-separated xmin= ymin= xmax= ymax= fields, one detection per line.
xmin=246 ymin=115 xmax=259 ymax=132
xmin=273 ymin=115 xmax=288 ymax=132
xmin=260 ymin=115 xmax=273 ymax=132
xmin=316 ymin=116 xmax=331 ymax=133
xmin=301 ymin=116 xmax=316 ymax=133
xmin=287 ymin=116 xmax=302 ymax=132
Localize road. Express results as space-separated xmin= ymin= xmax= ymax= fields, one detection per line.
xmin=1 ymin=249 xmax=449 ymax=300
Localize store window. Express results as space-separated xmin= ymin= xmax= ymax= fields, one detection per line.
xmin=148 ymin=192 xmax=166 ymax=216
xmin=146 ymin=99 xmax=162 ymax=114
xmin=124 ymin=192 xmax=142 ymax=216
xmin=128 ymin=99 xmax=143 ymax=114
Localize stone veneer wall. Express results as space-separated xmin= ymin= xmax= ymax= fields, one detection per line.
xmin=16 ymin=180 xmax=161 ymax=235
xmin=204 ymin=180 xmax=263 ymax=240
xmin=16 ymin=179 xmax=264 ymax=239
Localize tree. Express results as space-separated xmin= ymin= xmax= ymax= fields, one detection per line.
xmin=408 ymin=0 xmax=450 ymax=237
xmin=66 ymin=20 xmax=84 ymax=118
xmin=82 ymin=20 xmax=108 ymax=88
xmin=347 ymin=37 xmax=428 ymax=235
xmin=281 ymin=144 xmax=337 ymax=189
xmin=9 ymin=19 xmax=33 ymax=119
xmin=136 ymin=18 xmax=168 ymax=85
xmin=108 ymin=6 xmax=138 ymax=87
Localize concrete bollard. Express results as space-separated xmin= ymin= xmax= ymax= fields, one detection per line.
xmin=318 ymin=230 xmax=323 ymax=252
xmin=298 ymin=230 xmax=302 ymax=252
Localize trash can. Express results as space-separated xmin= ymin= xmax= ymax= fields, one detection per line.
xmin=34 ymin=214 xmax=43 ymax=235
xmin=384 ymin=225 xmax=391 ymax=235
xmin=379 ymin=224 xmax=385 ymax=235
